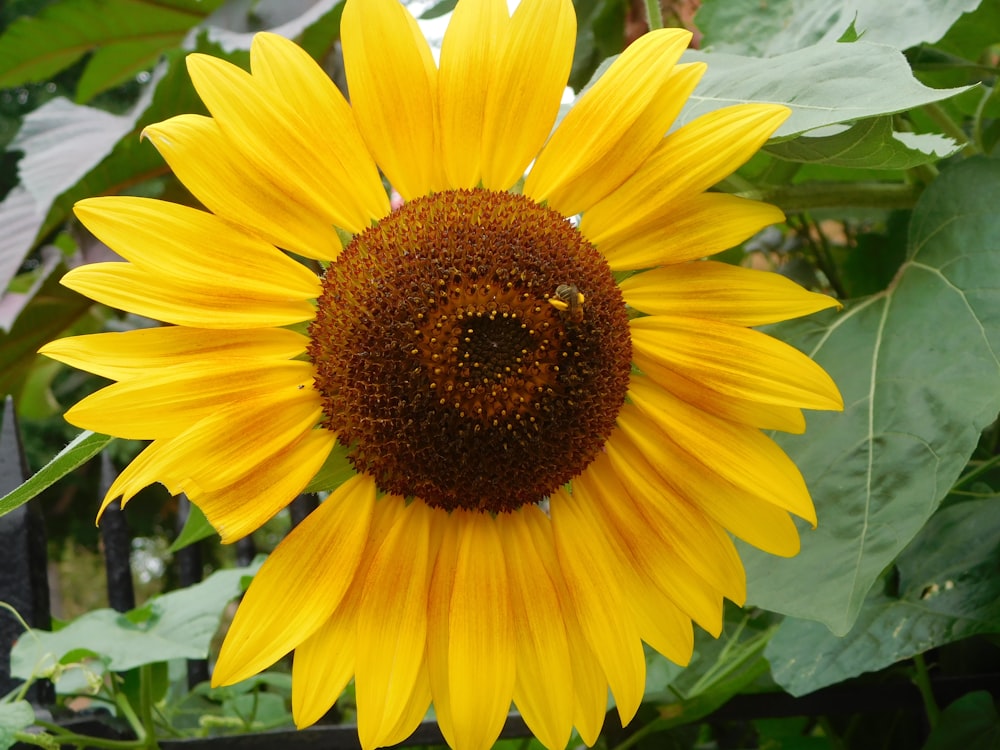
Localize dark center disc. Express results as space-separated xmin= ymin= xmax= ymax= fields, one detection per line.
xmin=308 ymin=188 xmax=631 ymax=513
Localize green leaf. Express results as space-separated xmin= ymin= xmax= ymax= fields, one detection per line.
xmin=923 ymin=691 xmax=1000 ymax=750
xmin=0 ymin=430 xmax=113 ymax=519
xmin=0 ymin=0 xmax=206 ymax=89
xmin=697 ymin=0 xmax=983 ymax=55
xmin=0 ymin=270 xmax=93 ymax=403
xmin=169 ymin=502 xmax=218 ymax=552
xmin=743 ymin=157 xmax=1000 ymax=635
xmin=303 ymin=440 xmax=355 ymax=494
xmin=419 ymin=0 xmax=457 ymax=19
xmin=1 ymin=67 xmax=160 ymax=293
xmin=766 ymin=117 xmax=961 ymax=169
xmin=0 ymin=701 xmax=34 ymax=750
xmin=10 ymin=563 xmax=260 ymax=678
xmin=679 ymin=42 xmax=971 ymax=137
xmin=766 ymin=497 xmax=1000 ymax=694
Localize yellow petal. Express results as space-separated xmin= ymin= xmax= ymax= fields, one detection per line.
xmin=73 ymin=197 xmax=320 ymax=298
xmin=212 ymin=473 xmax=376 ymax=686
xmin=636 ymin=353 xmax=806 ymax=433
xmin=355 ymin=500 xmax=435 ymax=750
xmin=64 ymin=360 xmax=315 ymax=439
xmin=525 ymin=31 xmax=696 ymax=215
xmin=185 ymin=46 xmax=385 ymax=234
xmin=61 ymin=263 xmax=316 ymax=329
xmin=291 ymin=588 xmax=359 ymax=728
xmin=617 ymin=400 xmax=802 ymax=556
xmin=626 ymin=376 xmax=819 ymax=525
xmin=583 ymin=104 xmax=789 ymax=248
xmin=519 ymin=507 xmax=609 ymax=747
xmin=377 ymin=660 xmax=433 ymax=748
xmin=438 ymin=0 xmax=509 ymax=188
xmin=249 ymin=33 xmax=389 ymax=227
xmin=342 ymin=0 xmax=441 ymax=199
xmin=428 ymin=510 xmax=515 ymax=750
xmin=619 ymin=404 xmax=799 ymax=557
xmin=480 ymin=0 xmax=576 ymax=190
xmin=550 ymin=486 xmax=645 ymax=725
xmin=621 ymin=261 xmax=841 ymax=324
xmin=592 ymin=192 xmax=785 ymax=269
xmin=630 ymin=314 xmax=843 ymax=411
xmin=40 ymin=327 xmax=308 ymax=382
xmin=579 ymin=449 xmax=733 ymax=634
xmin=498 ymin=507 xmax=574 ymax=750
xmin=101 ymin=390 xmax=323 ymax=506
xmin=188 ymin=428 xmax=336 ymax=543
xmin=143 ymin=115 xmax=342 ymax=261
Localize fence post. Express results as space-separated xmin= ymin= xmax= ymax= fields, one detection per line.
xmin=0 ymin=396 xmax=54 ymax=703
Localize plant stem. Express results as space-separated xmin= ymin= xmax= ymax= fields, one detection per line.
xmin=753 ymin=182 xmax=923 ymax=211
xmin=33 ymin=720 xmax=146 ymax=750
xmin=922 ymin=102 xmax=976 ymax=154
xmin=644 ymin=0 xmax=663 ymax=30
xmin=138 ymin=664 xmax=160 ymax=749
xmin=913 ymin=652 xmax=941 ymax=729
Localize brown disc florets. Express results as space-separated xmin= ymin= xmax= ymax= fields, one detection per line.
xmin=308 ymin=189 xmax=630 ymax=513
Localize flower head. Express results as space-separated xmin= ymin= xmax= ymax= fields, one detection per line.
xmin=41 ymin=1 xmax=842 ymax=748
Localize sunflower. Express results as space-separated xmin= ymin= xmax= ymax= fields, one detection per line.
xmin=40 ymin=0 xmax=842 ymax=748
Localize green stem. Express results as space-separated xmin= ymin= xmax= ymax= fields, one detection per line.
xmin=753 ymin=182 xmax=923 ymax=211
xmin=913 ymin=652 xmax=941 ymax=729
xmin=137 ymin=664 xmax=160 ymax=749
xmin=922 ymin=102 xmax=976 ymax=154
xmin=33 ymin=720 xmax=147 ymax=750
xmin=954 ymin=452 xmax=1000 ymax=489
xmin=644 ymin=0 xmax=663 ymax=30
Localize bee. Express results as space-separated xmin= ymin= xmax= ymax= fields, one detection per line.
xmin=548 ymin=283 xmax=585 ymax=322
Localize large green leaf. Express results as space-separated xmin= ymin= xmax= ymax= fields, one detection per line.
xmin=742 ymin=157 xmax=1000 ymax=635
xmin=10 ymin=563 xmax=260 ymax=679
xmin=766 ymin=117 xmax=961 ymax=169
xmin=697 ymin=0 xmax=983 ymax=56
xmin=679 ymin=41 xmax=970 ymax=137
xmin=765 ymin=498 xmax=1000 ymax=694
xmin=0 ymin=0 xmax=206 ymax=89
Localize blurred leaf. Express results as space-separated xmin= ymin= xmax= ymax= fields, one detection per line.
xmin=201 ymin=0 xmax=342 ymax=54
xmin=744 ymin=157 xmax=1000 ymax=634
xmin=641 ymin=624 xmax=774 ymax=731
xmin=10 ymin=563 xmax=260 ymax=677
xmin=923 ymin=691 xmax=1000 ymax=750
xmin=0 ymin=67 xmax=160 ymax=294
xmin=0 ymin=187 xmax=46 ymax=301
xmin=0 ymin=700 xmax=34 ymax=750
xmin=169 ymin=502 xmax=217 ymax=552
xmin=0 ymin=429 xmax=113 ymax=519
xmin=838 ymin=211 xmax=909 ymax=297
xmin=419 ymin=0 xmax=456 ymax=19
xmin=0 ymin=270 xmax=92 ymax=402
xmin=0 ymin=0 xmax=207 ymax=89
xmin=767 ymin=497 xmax=1000 ymax=694
xmin=679 ymin=42 xmax=971 ymax=137
xmin=697 ymin=0 xmax=983 ymax=56
xmin=766 ymin=117 xmax=961 ymax=168
xmin=927 ymin=0 xmax=1000 ymax=59
xmin=303 ymin=440 xmax=355 ymax=493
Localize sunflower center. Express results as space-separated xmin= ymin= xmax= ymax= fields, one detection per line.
xmin=308 ymin=189 xmax=631 ymax=513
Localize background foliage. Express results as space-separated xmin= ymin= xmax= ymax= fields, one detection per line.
xmin=1 ymin=0 xmax=999 ymax=748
